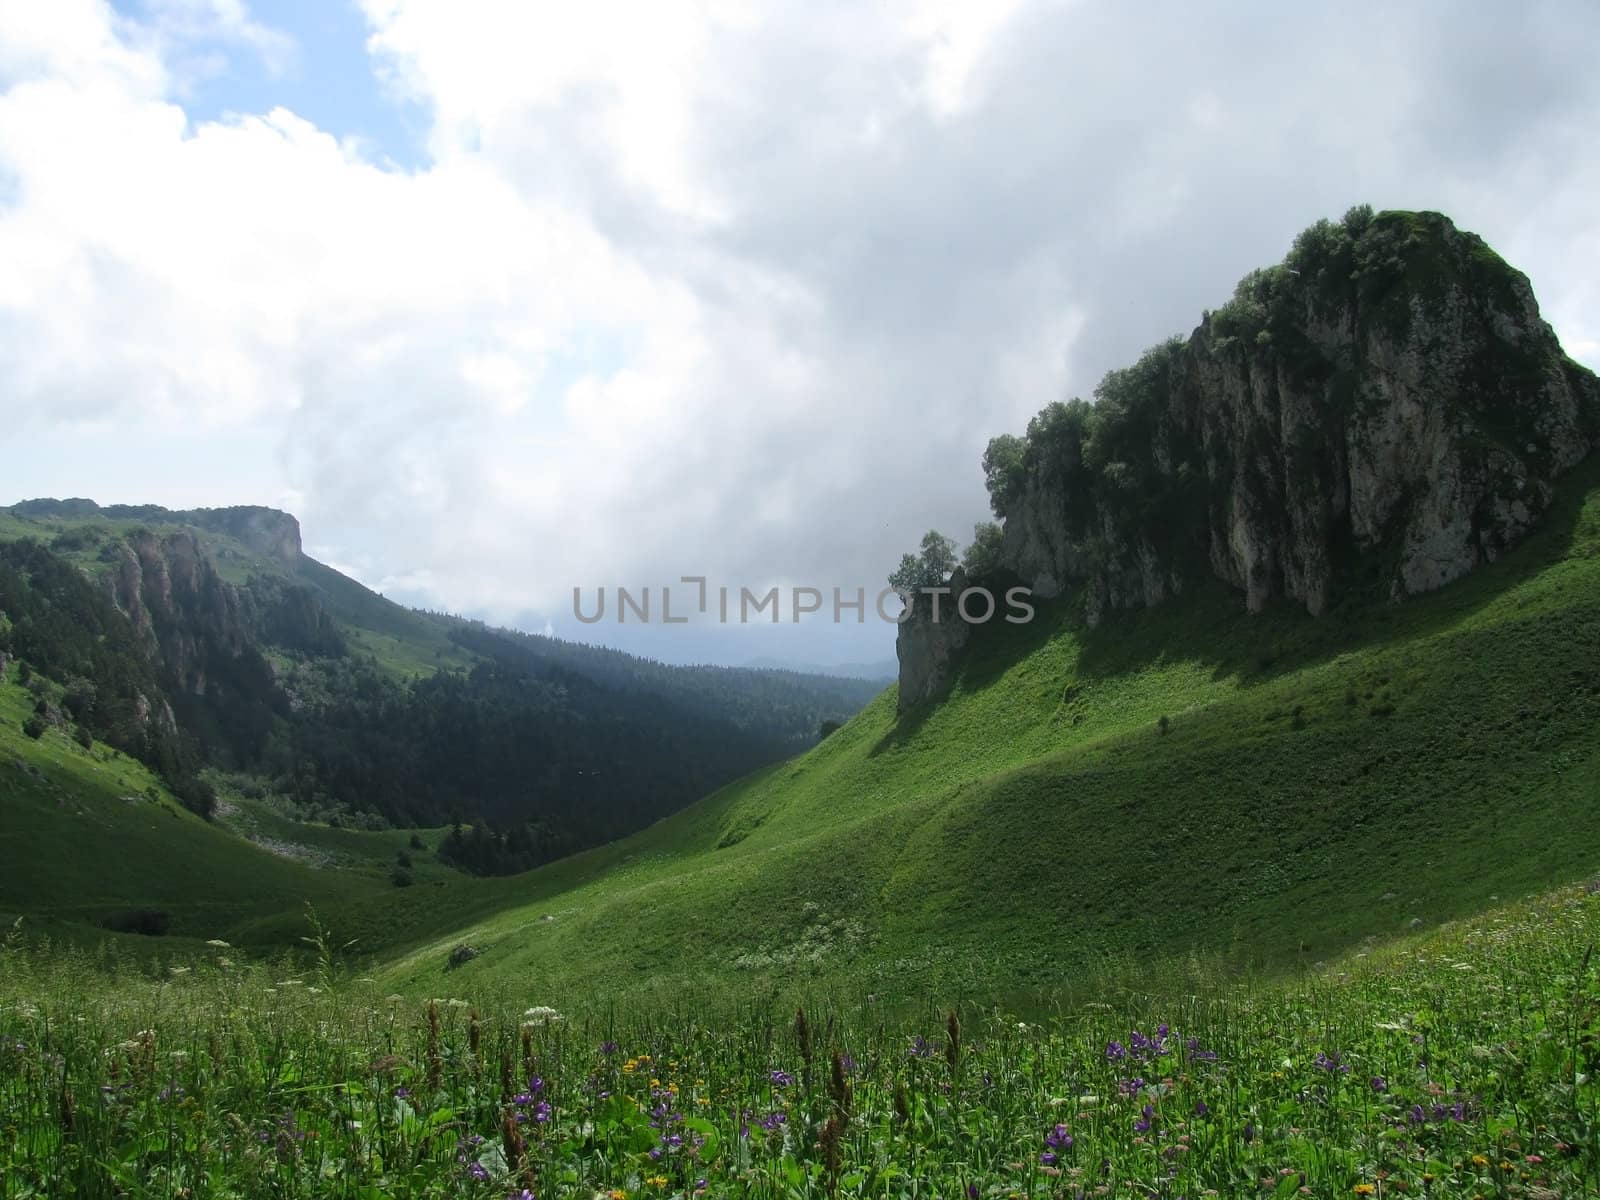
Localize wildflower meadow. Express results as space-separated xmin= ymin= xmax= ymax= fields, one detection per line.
xmin=4 ymin=884 xmax=1599 ymax=1198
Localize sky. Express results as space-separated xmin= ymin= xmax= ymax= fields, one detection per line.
xmin=2 ymin=0 xmax=1597 ymax=668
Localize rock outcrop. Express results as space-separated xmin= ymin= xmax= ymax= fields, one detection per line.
xmin=897 ymin=209 xmax=1599 ymax=710
xmin=101 ymin=518 xmax=336 ymax=697
xmin=894 ymin=569 xmax=973 ymax=710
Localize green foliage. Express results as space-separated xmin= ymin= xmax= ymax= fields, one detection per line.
xmin=21 ymin=714 xmax=45 ymax=740
xmin=3 ymin=886 xmax=1599 ymax=1196
xmin=980 ymin=433 xmax=1026 ymax=517
xmin=888 ymin=531 xmax=958 ymax=591
xmin=960 ymin=521 xmax=1006 ymax=580
xmin=981 ymin=339 xmax=1205 ymax=577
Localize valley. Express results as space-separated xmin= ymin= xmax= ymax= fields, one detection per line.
xmin=3 ymin=208 xmax=1598 ymax=1197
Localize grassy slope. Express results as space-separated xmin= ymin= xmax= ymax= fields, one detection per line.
xmin=0 ymin=673 xmax=359 ymax=947
xmin=0 ymin=674 xmax=529 ymax=958
xmin=380 ymin=457 xmax=1600 ymax=1006
xmin=0 ymin=506 xmax=496 ymax=953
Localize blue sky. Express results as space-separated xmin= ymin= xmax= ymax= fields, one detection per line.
xmin=109 ymin=0 xmax=427 ymax=167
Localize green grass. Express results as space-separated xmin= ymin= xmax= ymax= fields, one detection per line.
xmin=4 ymin=880 xmax=1599 ymax=1197
xmin=371 ymin=457 xmax=1600 ymax=1008
xmin=0 ymin=675 xmax=523 ymax=960
xmin=291 ymin=557 xmax=475 ymax=677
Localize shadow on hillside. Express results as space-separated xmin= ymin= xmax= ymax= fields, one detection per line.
xmin=874 ymin=453 xmax=1599 ymax=752
xmin=868 ymin=586 xmax=1074 ymax=755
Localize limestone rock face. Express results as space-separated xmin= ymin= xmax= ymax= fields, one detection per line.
xmin=894 ymin=570 xmax=973 ymax=711
xmin=105 ymin=531 xmax=250 ymax=695
xmin=1004 ymin=212 xmax=1596 ymax=621
xmin=102 ymin=524 xmax=335 ymax=696
xmin=897 ymin=210 xmax=1599 ymax=710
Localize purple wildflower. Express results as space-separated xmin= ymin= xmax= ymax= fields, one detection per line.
xmin=770 ymin=1069 xmax=794 ymax=1087
xmin=1045 ymin=1124 xmax=1074 ymax=1151
xmin=467 ymin=1162 xmax=489 ymax=1182
xmin=1185 ymin=1036 xmax=1217 ymax=1063
xmin=1105 ymin=1041 xmax=1127 ymax=1062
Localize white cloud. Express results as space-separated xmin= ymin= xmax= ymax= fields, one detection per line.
xmin=2 ymin=0 xmax=1598 ymax=664
xmin=141 ymin=0 xmax=297 ymax=80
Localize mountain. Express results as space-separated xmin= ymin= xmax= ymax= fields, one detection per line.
xmin=898 ymin=207 xmax=1599 ymax=708
xmin=367 ymin=210 xmax=1600 ymax=1006
xmin=0 ymin=501 xmax=880 ymax=898
xmin=4 ymin=208 xmax=1596 ymax=1011
xmin=742 ymin=656 xmax=899 ymax=681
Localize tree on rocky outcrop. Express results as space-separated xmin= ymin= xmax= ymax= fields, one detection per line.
xmin=962 ymin=523 xmax=1006 ymax=581
xmin=889 ymin=531 xmax=958 ymax=592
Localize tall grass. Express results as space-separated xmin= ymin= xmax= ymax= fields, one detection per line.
xmin=5 ymin=885 xmax=1598 ymax=1198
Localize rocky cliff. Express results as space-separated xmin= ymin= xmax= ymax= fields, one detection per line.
xmin=95 ymin=509 xmax=339 ymax=697
xmin=894 ymin=568 xmax=973 ymax=710
xmin=898 ymin=208 xmax=1599 ymax=711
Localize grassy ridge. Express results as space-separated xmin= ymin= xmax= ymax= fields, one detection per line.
xmin=379 ymin=458 xmax=1600 ymax=1006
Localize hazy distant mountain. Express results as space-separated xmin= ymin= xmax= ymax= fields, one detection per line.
xmin=741 ymin=656 xmax=897 ymax=682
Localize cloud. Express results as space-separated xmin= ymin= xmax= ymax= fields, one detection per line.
xmin=2 ymin=0 xmax=1598 ymax=664
xmin=136 ymin=0 xmax=299 ymax=84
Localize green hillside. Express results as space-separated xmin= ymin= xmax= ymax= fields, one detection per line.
xmin=378 ymin=456 xmax=1600 ymax=1007
xmin=1 ymin=499 xmax=881 ymax=902
xmin=0 ymin=666 xmax=544 ymax=956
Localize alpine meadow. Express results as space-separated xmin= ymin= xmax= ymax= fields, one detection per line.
xmin=4 ymin=4 xmax=1600 ymax=1198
